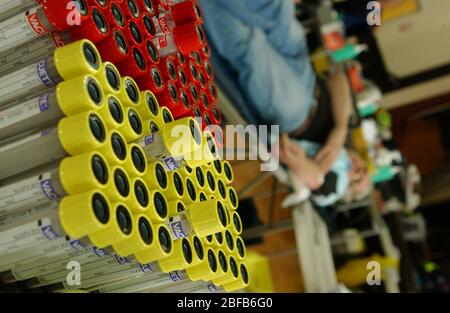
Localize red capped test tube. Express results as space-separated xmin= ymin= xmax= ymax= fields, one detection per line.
xmin=0 ymin=0 xmax=89 ymax=54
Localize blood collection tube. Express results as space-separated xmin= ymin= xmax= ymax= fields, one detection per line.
xmin=142 ymin=161 xmax=168 ymax=191
xmin=222 ymin=262 xmax=250 ymax=292
xmin=94 ymin=61 xmax=122 ymax=94
xmin=225 ymin=186 xmax=239 ymax=211
xmin=135 ymin=90 xmax=160 ymax=121
xmin=121 ymin=0 xmax=140 ymax=19
xmin=0 ymin=0 xmax=89 ymax=54
xmin=0 ymin=110 xmax=107 ymax=180
xmin=170 ymin=87 xmax=192 ymax=119
xmin=97 ymin=27 xmax=130 ymax=63
xmin=0 ymin=151 xmax=109 ymax=215
xmin=138 ymin=12 xmax=156 ymax=39
xmin=158 ymin=57 xmax=178 ymax=82
xmin=98 ymin=130 xmax=128 ymax=166
xmin=138 ymin=0 xmax=156 ymax=16
xmin=0 ymin=39 xmax=101 ymax=108
xmin=0 ymin=6 xmax=109 ymax=77
xmin=0 ymin=0 xmax=43 ymax=22
xmin=166 ymin=198 xmax=228 ymax=239
xmin=122 ymin=143 xmax=148 ymax=177
xmin=152 ymin=0 xmax=202 ymax=37
xmin=116 ymin=45 xmax=148 ymax=77
xmin=157 ymin=81 xmax=179 ymax=108
xmin=152 ymin=22 xmax=205 ymax=58
xmin=176 ymin=65 xmax=188 ymax=88
xmin=104 ymin=0 xmax=126 ymax=30
xmin=0 ymin=74 xmax=104 ymax=140
xmin=137 ymin=117 xmax=202 ymax=170
xmin=144 ymin=39 xmax=160 ymax=65
xmin=0 ymin=189 xmax=111 ymax=256
xmin=118 ymin=107 xmax=143 ymax=142
xmin=136 ymin=65 xmax=165 ymax=94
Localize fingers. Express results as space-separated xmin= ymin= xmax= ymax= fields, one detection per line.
xmin=315 ymin=146 xmax=330 ymax=164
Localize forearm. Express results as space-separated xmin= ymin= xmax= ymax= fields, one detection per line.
xmin=326 ymin=67 xmax=352 ymax=130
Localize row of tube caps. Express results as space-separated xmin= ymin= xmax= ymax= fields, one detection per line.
xmin=0 ymin=0 xmax=220 ymax=130
xmin=0 ymin=39 xmax=249 ymax=292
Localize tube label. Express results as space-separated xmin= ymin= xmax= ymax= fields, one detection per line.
xmin=0 ymin=59 xmax=57 ymax=104
xmin=0 ymin=7 xmax=48 ymax=55
xmin=0 ymin=172 xmax=62 ymax=214
xmin=167 ymin=215 xmax=191 ymax=239
xmin=0 ymin=94 xmax=49 ymax=130
xmin=0 ymin=217 xmax=61 ymax=254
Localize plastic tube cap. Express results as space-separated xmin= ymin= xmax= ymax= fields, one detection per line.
xmin=59 ymin=151 xmax=109 ymax=194
xmin=59 ymin=190 xmax=111 ymax=238
xmin=173 ymin=22 xmax=206 ymax=55
xmin=57 ymin=75 xmax=104 ymax=116
xmin=54 ymin=39 xmax=102 ymax=80
xmin=58 ymin=111 xmax=106 ymax=155
xmin=43 ymin=0 xmax=89 ymax=31
xmin=188 ymin=199 xmax=228 ymax=237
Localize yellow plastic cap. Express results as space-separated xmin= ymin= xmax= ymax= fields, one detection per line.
xmin=98 ymin=95 xmax=125 ymax=130
xmin=225 ymin=186 xmax=239 ymax=211
xmin=186 ymin=248 xmax=218 ymax=282
xmin=223 ymin=230 xmax=235 ymax=254
xmin=165 ymin=171 xmax=185 ymax=201
xmin=135 ymin=223 xmax=173 ymax=263
xmin=56 ymin=75 xmax=104 ymax=116
xmin=98 ymin=130 xmax=128 ymax=166
xmin=117 ymin=76 xmax=141 ymax=107
xmin=214 ymin=178 xmax=227 ymax=202
xmin=122 ymin=144 xmax=148 ymax=177
xmin=212 ymin=256 xmax=239 ymax=286
xmin=182 ymin=176 xmax=198 ymax=205
xmin=161 ymin=117 xmax=202 ymax=157
xmin=59 ymin=151 xmax=109 ymax=195
xmin=118 ymin=107 xmax=144 ymax=142
xmin=160 ymin=106 xmax=174 ymax=125
xmin=145 ymin=190 xmax=169 ymax=223
xmin=183 ymin=131 xmax=219 ymax=168
xmin=58 ymin=111 xmax=106 ymax=155
xmin=221 ymin=160 xmax=234 ymax=184
xmin=105 ymin=166 xmax=130 ymax=202
xmin=137 ymin=90 xmax=160 ymax=120
xmin=211 ymin=232 xmax=224 ymax=249
xmin=59 ymin=190 xmax=111 ymax=238
xmin=233 ymin=236 xmax=247 ymax=261
xmin=188 ymin=199 xmax=228 ymax=237
xmin=223 ymin=263 xmax=250 ymax=292
xmin=89 ymin=203 xmax=133 ymax=248
xmin=230 ymin=211 xmax=243 ymax=236
xmin=159 ymin=237 xmax=193 ymax=273
xmin=166 ymin=200 xmax=186 ymax=218
xmin=187 ymin=235 xmax=205 ymax=267
xmin=212 ymin=249 xmax=229 ymax=280
xmin=126 ymin=177 xmax=151 ymax=213
xmin=113 ymin=214 xmax=155 ymax=256
xmin=143 ymin=161 xmax=168 ymax=191
xmin=54 ymin=39 xmax=102 ymax=80
xmin=94 ymin=62 xmax=122 ymax=95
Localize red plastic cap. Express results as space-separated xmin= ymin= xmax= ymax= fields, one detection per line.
xmin=187 ymin=82 xmax=200 ymax=106
xmin=186 ymin=59 xmax=199 ymax=82
xmin=139 ymin=0 xmax=156 ymax=15
xmin=136 ymin=66 xmax=165 ymax=94
xmin=69 ymin=6 xmax=109 ymax=43
xmin=116 ymin=46 xmax=148 ymax=77
xmin=158 ymin=82 xmax=179 ymax=108
xmin=203 ymin=60 xmax=214 ymax=81
xmin=144 ymin=40 xmax=161 ymax=65
xmin=209 ymin=105 xmax=222 ymax=125
xmin=171 ymin=0 xmax=203 ymax=26
xmin=105 ymin=1 xmax=127 ymax=29
xmin=158 ymin=56 xmax=177 ymax=82
xmin=43 ymin=0 xmax=89 ymax=31
xmin=121 ymin=0 xmax=140 ymax=19
xmin=97 ymin=28 xmax=130 ymax=63
xmin=198 ymin=89 xmax=210 ymax=111
xmin=173 ymin=22 xmax=206 ymax=55
xmin=139 ymin=13 xmax=157 ymax=38
xmin=176 ymin=66 xmax=188 ymax=88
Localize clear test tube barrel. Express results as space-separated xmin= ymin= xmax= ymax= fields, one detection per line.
xmin=0 ymin=0 xmax=89 ymax=54
xmin=0 ymin=39 xmax=102 ymax=108
xmin=0 ymin=110 xmax=107 ymax=181
xmin=156 ymin=280 xmax=221 ymax=294
xmin=0 ymin=0 xmax=42 ymax=22
xmin=0 ymin=151 xmax=109 ymax=215
xmin=0 ymin=205 xmax=63 ymax=256
xmin=0 ymin=32 xmax=66 ymax=77
xmin=0 ymin=74 xmax=104 ymax=140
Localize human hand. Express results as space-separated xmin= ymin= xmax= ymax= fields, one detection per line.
xmin=278 ymin=134 xmax=324 ymax=190
xmin=315 ymin=126 xmax=347 ymax=173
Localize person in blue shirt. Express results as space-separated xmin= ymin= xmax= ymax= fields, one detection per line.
xmin=200 ymin=0 xmax=369 ymax=206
